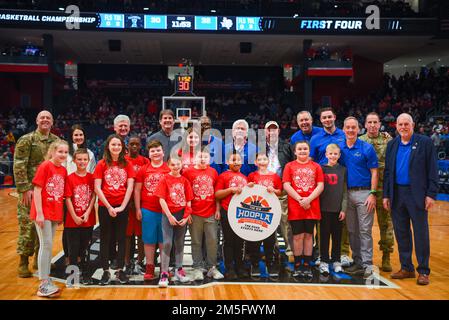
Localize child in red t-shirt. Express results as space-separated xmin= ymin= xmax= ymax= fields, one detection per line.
xmin=31 ymin=140 xmax=69 ymax=298
xmin=93 ymin=134 xmax=135 ymax=285
xmin=283 ymin=141 xmax=324 ymax=278
xmin=155 ymin=156 xmax=194 ymax=287
xmin=247 ymin=153 xmax=283 ymax=277
xmin=134 ymin=140 xmax=170 ymax=281
xmin=64 ymin=148 xmax=96 ymax=285
xmin=124 ymin=136 xmax=149 ymax=275
xmin=183 ymin=148 xmax=224 ymax=281
xmin=215 ymin=152 xmax=248 ymax=280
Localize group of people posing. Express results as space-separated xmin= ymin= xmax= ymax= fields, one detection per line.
xmin=13 ymin=106 xmax=438 ymax=298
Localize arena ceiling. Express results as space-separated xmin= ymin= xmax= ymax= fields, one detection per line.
xmin=0 ymin=28 xmax=448 ymax=66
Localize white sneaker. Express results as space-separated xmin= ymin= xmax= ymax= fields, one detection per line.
xmin=192 ymin=268 xmax=204 ymax=281
xmin=175 ymin=268 xmax=191 ymax=283
xmin=37 ymin=279 xmax=59 ymax=297
xmin=207 ymin=266 xmax=224 ymax=280
xmin=158 ymin=272 xmax=169 ymax=287
xmin=333 ymin=262 xmax=343 ymax=273
xmin=319 ymin=262 xmax=329 ymax=275
xmin=341 ymin=255 xmax=353 ymax=267
xmin=314 ymin=256 xmax=321 ymax=266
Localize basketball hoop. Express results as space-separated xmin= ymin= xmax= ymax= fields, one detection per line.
xmin=179 ymin=115 xmax=190 ymax=129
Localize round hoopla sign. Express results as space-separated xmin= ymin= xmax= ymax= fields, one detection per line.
xmin=228 ymin=185 xmax=282 ymax=242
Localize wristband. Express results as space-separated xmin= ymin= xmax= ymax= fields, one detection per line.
xmin=369 ymin=190 xmax=377 ymax=195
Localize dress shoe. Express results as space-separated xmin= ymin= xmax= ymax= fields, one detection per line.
xmin=390 ymin=269 xmax=416 ymax=279
xmin=417 ymin=274 xmax=430 ymax=285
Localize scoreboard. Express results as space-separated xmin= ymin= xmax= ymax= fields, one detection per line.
xmin=0 ymin=9 xmax=438 ymax=35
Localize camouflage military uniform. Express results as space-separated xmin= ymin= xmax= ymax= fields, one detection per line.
xmin=359 ymin=132 xmax=394 ymax=255
xmin=13 ymin=130 xmax=59 ymax=257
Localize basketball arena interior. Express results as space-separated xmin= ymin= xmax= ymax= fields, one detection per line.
xmin=0 ymin=0 xmax=449 ymax=304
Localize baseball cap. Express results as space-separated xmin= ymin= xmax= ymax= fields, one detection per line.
xmin=264 ymin=121 xmax=279 ymax=129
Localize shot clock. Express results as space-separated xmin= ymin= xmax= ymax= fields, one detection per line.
xmin=175 ymin=75 xmax=193 ymax=94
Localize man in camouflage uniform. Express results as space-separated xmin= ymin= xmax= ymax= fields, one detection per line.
xmin=359 ymin=112 xmax=394 ymax=272
xmin=13 ymin=110 xmax=59 ymax=277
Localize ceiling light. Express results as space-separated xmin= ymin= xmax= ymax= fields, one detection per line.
xmin=58 ymin=7 xmax=64 ymax=11
xmin=211 ymin=10 xmax=217 ymax=13
xmin=143 ymin=7 xmax=149 ymax=11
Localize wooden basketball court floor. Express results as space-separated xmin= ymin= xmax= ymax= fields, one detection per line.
xmin=0 ymin=187 xmax=448 ymax=300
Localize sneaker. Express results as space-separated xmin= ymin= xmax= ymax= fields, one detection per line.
xmin=133 ymin=262 xmax=145 ymax=275
xmin=319 ymin=262 xmax=329 ymax=275
xmin=363 ymin=266 xmax=375 ymax=279
xmin=293 ymin=263 xmax=303 ymax=277
xmin=333 ymin=262 xmax=343 ymax=273
xmin=225 ymin=269 xmax=238 ymax=280
xmin=99 ymin=270 xmax=111 ymax=286
xmin=158 ymin=272 xmax=169 ymax=288
xmin=81 ymin=273 xmax=91 ymax=285
xmin=266 ymin=263 xmax=280 ymax=277
xmin=37 ymin=279 xmax=59 ymax=297
xmin=144 ymin=264 xmax=156 ymax=281
xmin=207 ymin=266 xmax=224 ymax=280
xmin=314 ymin=256 xmax=321 ymax=266
xmin=192 ymin=268 xmax=204 ymax=281
xmin=47 ymin=278 xmax=60 ymax=294
xmin=250 ymin=263 xmax=260 ymax=277
xmin=115 ymin=270 xmax=129 ymax=284
xmin=303 ymin=264 xmax=313 ymax=278
xmin=341 ymin=255 xmax=353 ymax=268
xmin=175 ymin=268 xmax=190 ymax=283
xmin=345 ymin=264 xmax=364 ymax=276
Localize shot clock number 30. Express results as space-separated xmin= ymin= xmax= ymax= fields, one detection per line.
xmin=175 ymin=75 xmax=193 ymax=94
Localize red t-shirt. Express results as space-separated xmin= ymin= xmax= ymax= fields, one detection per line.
xmin=154 ymin=174 xmax=194 ymax=217
xmin=135 ymin=162 xmax=170 ymax=212
xmin=125 ymin=154 xmax=150 ymax=175
xmin=30 ymin=160 xmax=67 ymax=222
xmin=248 ymin=171 xmax=282 ymax=191
xmin=215 ymin=170 xmax=248 ymax=211
xmin=183 ymin=166 xmax=218 ymax=218
xmin=93 ymin=159 xmax=136 ymax=207
xmin=64 ymin=172 xmax=96 ymax=228
xmin=282 ymin=160 xmax=324 ymax=220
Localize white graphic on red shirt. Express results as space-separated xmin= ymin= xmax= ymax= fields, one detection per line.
xmin=193 ymin=175 xmax=214 ymax=200
xmin=133 ymin=164 xmax=141 ymax=173
xmin=169 ymin=182 xmax=186 ymax=206
xmin=258 ymin=178 xmax=274 ymax=188
xmin=46 ymin=174 xmax=65 ymax=201
xmin=104 ymin=166 xmax=127 ymax=190
xmin=144 ymin=173 xmax=164 ymax=195
xmin=74 ymin=184 xmax=92 ymax=211
xmin=292 ymin=167 xmax=316 ymax=192
xmin=229 ymin=175 xmax=247 ymax=188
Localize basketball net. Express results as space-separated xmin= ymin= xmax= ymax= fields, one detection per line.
xmin=179 ymin=115 xmax=190 ymax=130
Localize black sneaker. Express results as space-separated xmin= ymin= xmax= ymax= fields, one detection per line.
xmin=303 ymin=264 xmax=313 ymax=278
xmin=293 ymin=263 xmax=303 ymax=277
xmin=345 ymin=264 xmax=365 ymax=276
xmin=99 ymin=270 xmax=111 ymax=286
xmin=267 ymin=262 xmax=280 ymax=277
xmin=80 ymin=271 xmax=91 ymax=285
xmin=125 ymin=264 xmax=133 ymax=275
xmin=225 ymin=269 xmax=238 ymax=280
xmin=116 ymin=270 xmax=129 ymax=284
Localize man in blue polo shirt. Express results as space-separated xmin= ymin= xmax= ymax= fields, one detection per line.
xmin=290 ymin=110 xmax=323 ymax=144
xmin=310 ymin=107 xmax=345 ymax=165
xmin=339 ymin=116 xmax=378 ymax=278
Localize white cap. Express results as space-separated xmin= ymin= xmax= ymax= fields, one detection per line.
xmin=264 ymin=121 xmax=279 ymax=129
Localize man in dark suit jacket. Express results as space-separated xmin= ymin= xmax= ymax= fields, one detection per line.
xmin=383 ymin=113 xmax=438 ymax=285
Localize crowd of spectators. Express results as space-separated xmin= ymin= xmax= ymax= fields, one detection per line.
xmin=1 ymin=0 xmax=434 ymax=18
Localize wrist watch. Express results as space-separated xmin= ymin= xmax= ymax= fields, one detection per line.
xmin=369 ymin=189 xmax=377 ymax=195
